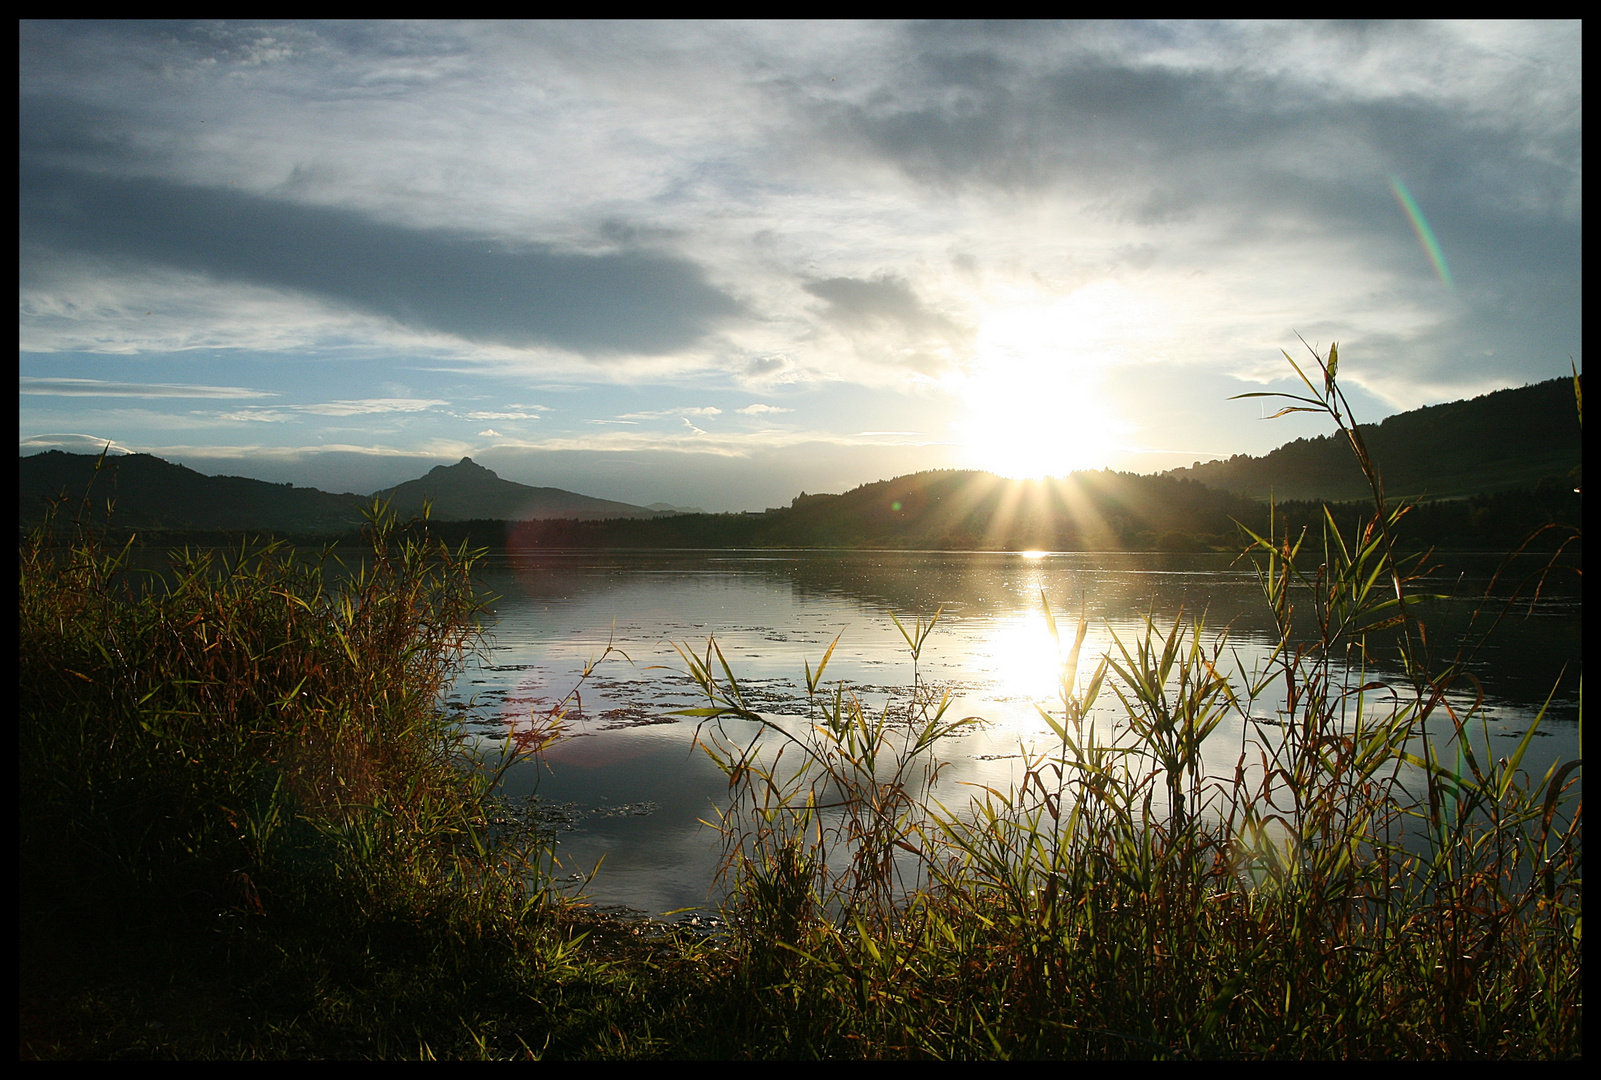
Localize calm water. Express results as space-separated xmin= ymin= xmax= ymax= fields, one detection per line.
xmin=450 ymin=549 xmax=1581 ymax=919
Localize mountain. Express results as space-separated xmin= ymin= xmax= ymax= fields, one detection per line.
xmin=742 ymin=470 xmax=1256 ymax=550
xmin=19 ymin=376 xmax=1581 ymax=545
xmin=18 ymin=451 xmax=368 ymax=534
xmin=1163 ymin=377 xmax=1581 ymax=502
xmin=371 ymin=458 xmax=658 ymax=521
xmin=492 ymin=469 xmax=1263 ymax=552
xmin=439 ymin=461 xmax=1577 ymax=554
xmin=18 ymin=452 xmax=659 ymax=534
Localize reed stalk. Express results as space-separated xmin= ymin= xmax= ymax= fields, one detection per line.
xmin=682 ymin=341 xmax=1581 ymax=1058
xmin=19 ymin=491 xmax=666 ymax=1058
xmin=18 ymin=345 xmax=1580 ymax=1057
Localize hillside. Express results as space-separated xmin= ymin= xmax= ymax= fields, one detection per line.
xmin=484 ymin=469 xmax=1263 ymax=552
xmin=18 ymin=451 xmax=369 ymax=534
xmin=1163 ymin=377 xmax=1581 ymax=501
xmin=372 ymin=457 xmax=658 ymax=521
xmin=748 ymin=470 xmax=1258 ymax=550
xmin=20 ymin=375 xmax=1582 ymax=548
xmin=18 ymin=452 xmax=659 ymax=535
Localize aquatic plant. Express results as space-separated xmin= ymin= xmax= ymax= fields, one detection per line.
xmin=19 ymin=485 xmax=664 ymax=1058
xmin=18 ymin=345 xmax=1580 ymax=1058
xmin=681 ymin=341 xmax=1582 ymax=1058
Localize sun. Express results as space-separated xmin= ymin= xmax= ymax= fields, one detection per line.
xmin=952 ymin=286 xmax=1137 ymax=479
xmin=956 ymin=358 xmax=1105 ymax=479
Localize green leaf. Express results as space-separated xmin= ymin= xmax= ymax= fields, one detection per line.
xmin=1035 ymin=701 xmax=1068 ymax=742
xmin=806 ymin=631 xmax=842 ymax=696
xmin=1500 ymin=668 xmax=1564 ymax=800
xmin=1228 ymin=391 xmax=1327 ymax=407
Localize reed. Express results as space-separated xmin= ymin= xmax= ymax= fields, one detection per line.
xmin=683 ymin=342 xmax=1582 ymax=1058
xmin=18 ymin=344 xmax=1580 ymax=1057
xmin=19 ymin=485 xmax=702 ymax=1059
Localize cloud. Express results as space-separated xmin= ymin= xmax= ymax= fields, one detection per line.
xmin=18 ymin=159 xmax=745 ymax=358
xmin=744 ymin=356 xmax=793 ymax=377
xmin=461 ymin=410 xmax=544 ymax=421
xmin=820 ymin=23 xmax=1579 ymax=216
xmin=479 ymin=428 xmax=501 ymax=437
xmin=616 ymin=406 xmax=724 ymax=420
xmin=20 ymin=376 xmax=275 ymax=398
xmin=14 ymin=21 xmax=1582 ymax=500
xmin=209 ymin=398 xmax=450 ymax=423
xmin=298 ymin=398 xmax=449 ymax=416
xmin=216 ymin=409 xmax=294 ymax=423
xmin=802 ymin=274 xmax=972 ymax=374
xmin=469 ymin=425 xmax=949 ymax=459
xmin=737 ymin=403 xmax=792 ymax=415
xmin=131 ymin=439 xmax=482 ymax=463
xmin=20 ymin=433 xmax=135 ymax=455
xmin=805 ymin=275 xmax=960 ymax=337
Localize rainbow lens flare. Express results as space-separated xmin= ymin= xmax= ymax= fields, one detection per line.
xmin=1389 ymin=175 xmax=1454 ymax=290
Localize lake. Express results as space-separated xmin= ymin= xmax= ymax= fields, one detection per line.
xmin=448 ymin=548 xmax=1581 ymax=920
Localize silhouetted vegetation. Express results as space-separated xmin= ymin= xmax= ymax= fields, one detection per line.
xmin=19 ymin=374 xmax=1585 ymax=553
xmin=1164 ymin=376 xmax=1581 ymax=502
xmin=21 ymin=497 xmax=704 ymax=1058
xmin=17 ymin=452 xmax=662 ymax=536
xmin=18 ymin=450 xmax=370 ymax=534
xmin=317 ymin=469 xmax=1584 ymax=558
xmin=668 ymin=345 xmax=1581 ymax=1058
xmin=20 ymin=353 xmax=1582 ymax=1058
xmin=372 ymin=457 xmax=660 ymax=521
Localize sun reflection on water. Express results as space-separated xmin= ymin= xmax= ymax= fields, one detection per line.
xmin=968 ymin=607 xmax=1105 ymax=734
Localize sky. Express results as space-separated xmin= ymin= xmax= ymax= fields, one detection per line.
xmin=19 ymin=21 xmax=1582 ymax=511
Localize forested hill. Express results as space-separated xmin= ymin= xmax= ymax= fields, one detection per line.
xmin=19 ymin=375 xmax=1582 ymax=551
xmin=414 ymin=465 xmax=1579 ymax=553
xmin=18 ymin=451 xmax=369 ymax=534
xmin=478 ymin=470 xmax=1265 ymax=552
xmin=1162 ymin=377 xmax=1581 ymax=502
xmin=372 ymin=457 xmax=658 ymax=521
xmin=18 ymin=453 xmax=660 ymax=533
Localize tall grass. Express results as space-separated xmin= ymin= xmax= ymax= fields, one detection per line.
xmin=683 ymin=342 xmax=1582 ymax=1058
xmin=19 ymin=345 xmax=1580 ymax=1058
xmin=19 ymin=482 xmax=684 ymax=1058
xmin=23 ymin=488 xmax=484 ymax=904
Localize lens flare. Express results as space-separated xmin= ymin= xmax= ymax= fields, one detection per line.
xmin=955 ymin=284 xmax=1143 ymax=479
xmin=1389 ymin=175 xmax=1453 ymax=290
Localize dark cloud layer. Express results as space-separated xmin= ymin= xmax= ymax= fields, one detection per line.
xmin=804 ymin=275 xmax=961 ymax=338
xmin=803 ymin=27 xmax=1580 ymax=392
xmin=17 ymin=22 xmax=1580 ymax=501
xmin=18 ymin=159 xmax=743 ymax=357
xmin=828 ymin=31 xmax=1577 ymax=229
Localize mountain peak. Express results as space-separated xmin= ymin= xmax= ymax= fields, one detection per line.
xmin=372 ymin=458 xmax=656 ymax=521
xmin=428 ymin=456 xmax=495 ymax=477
